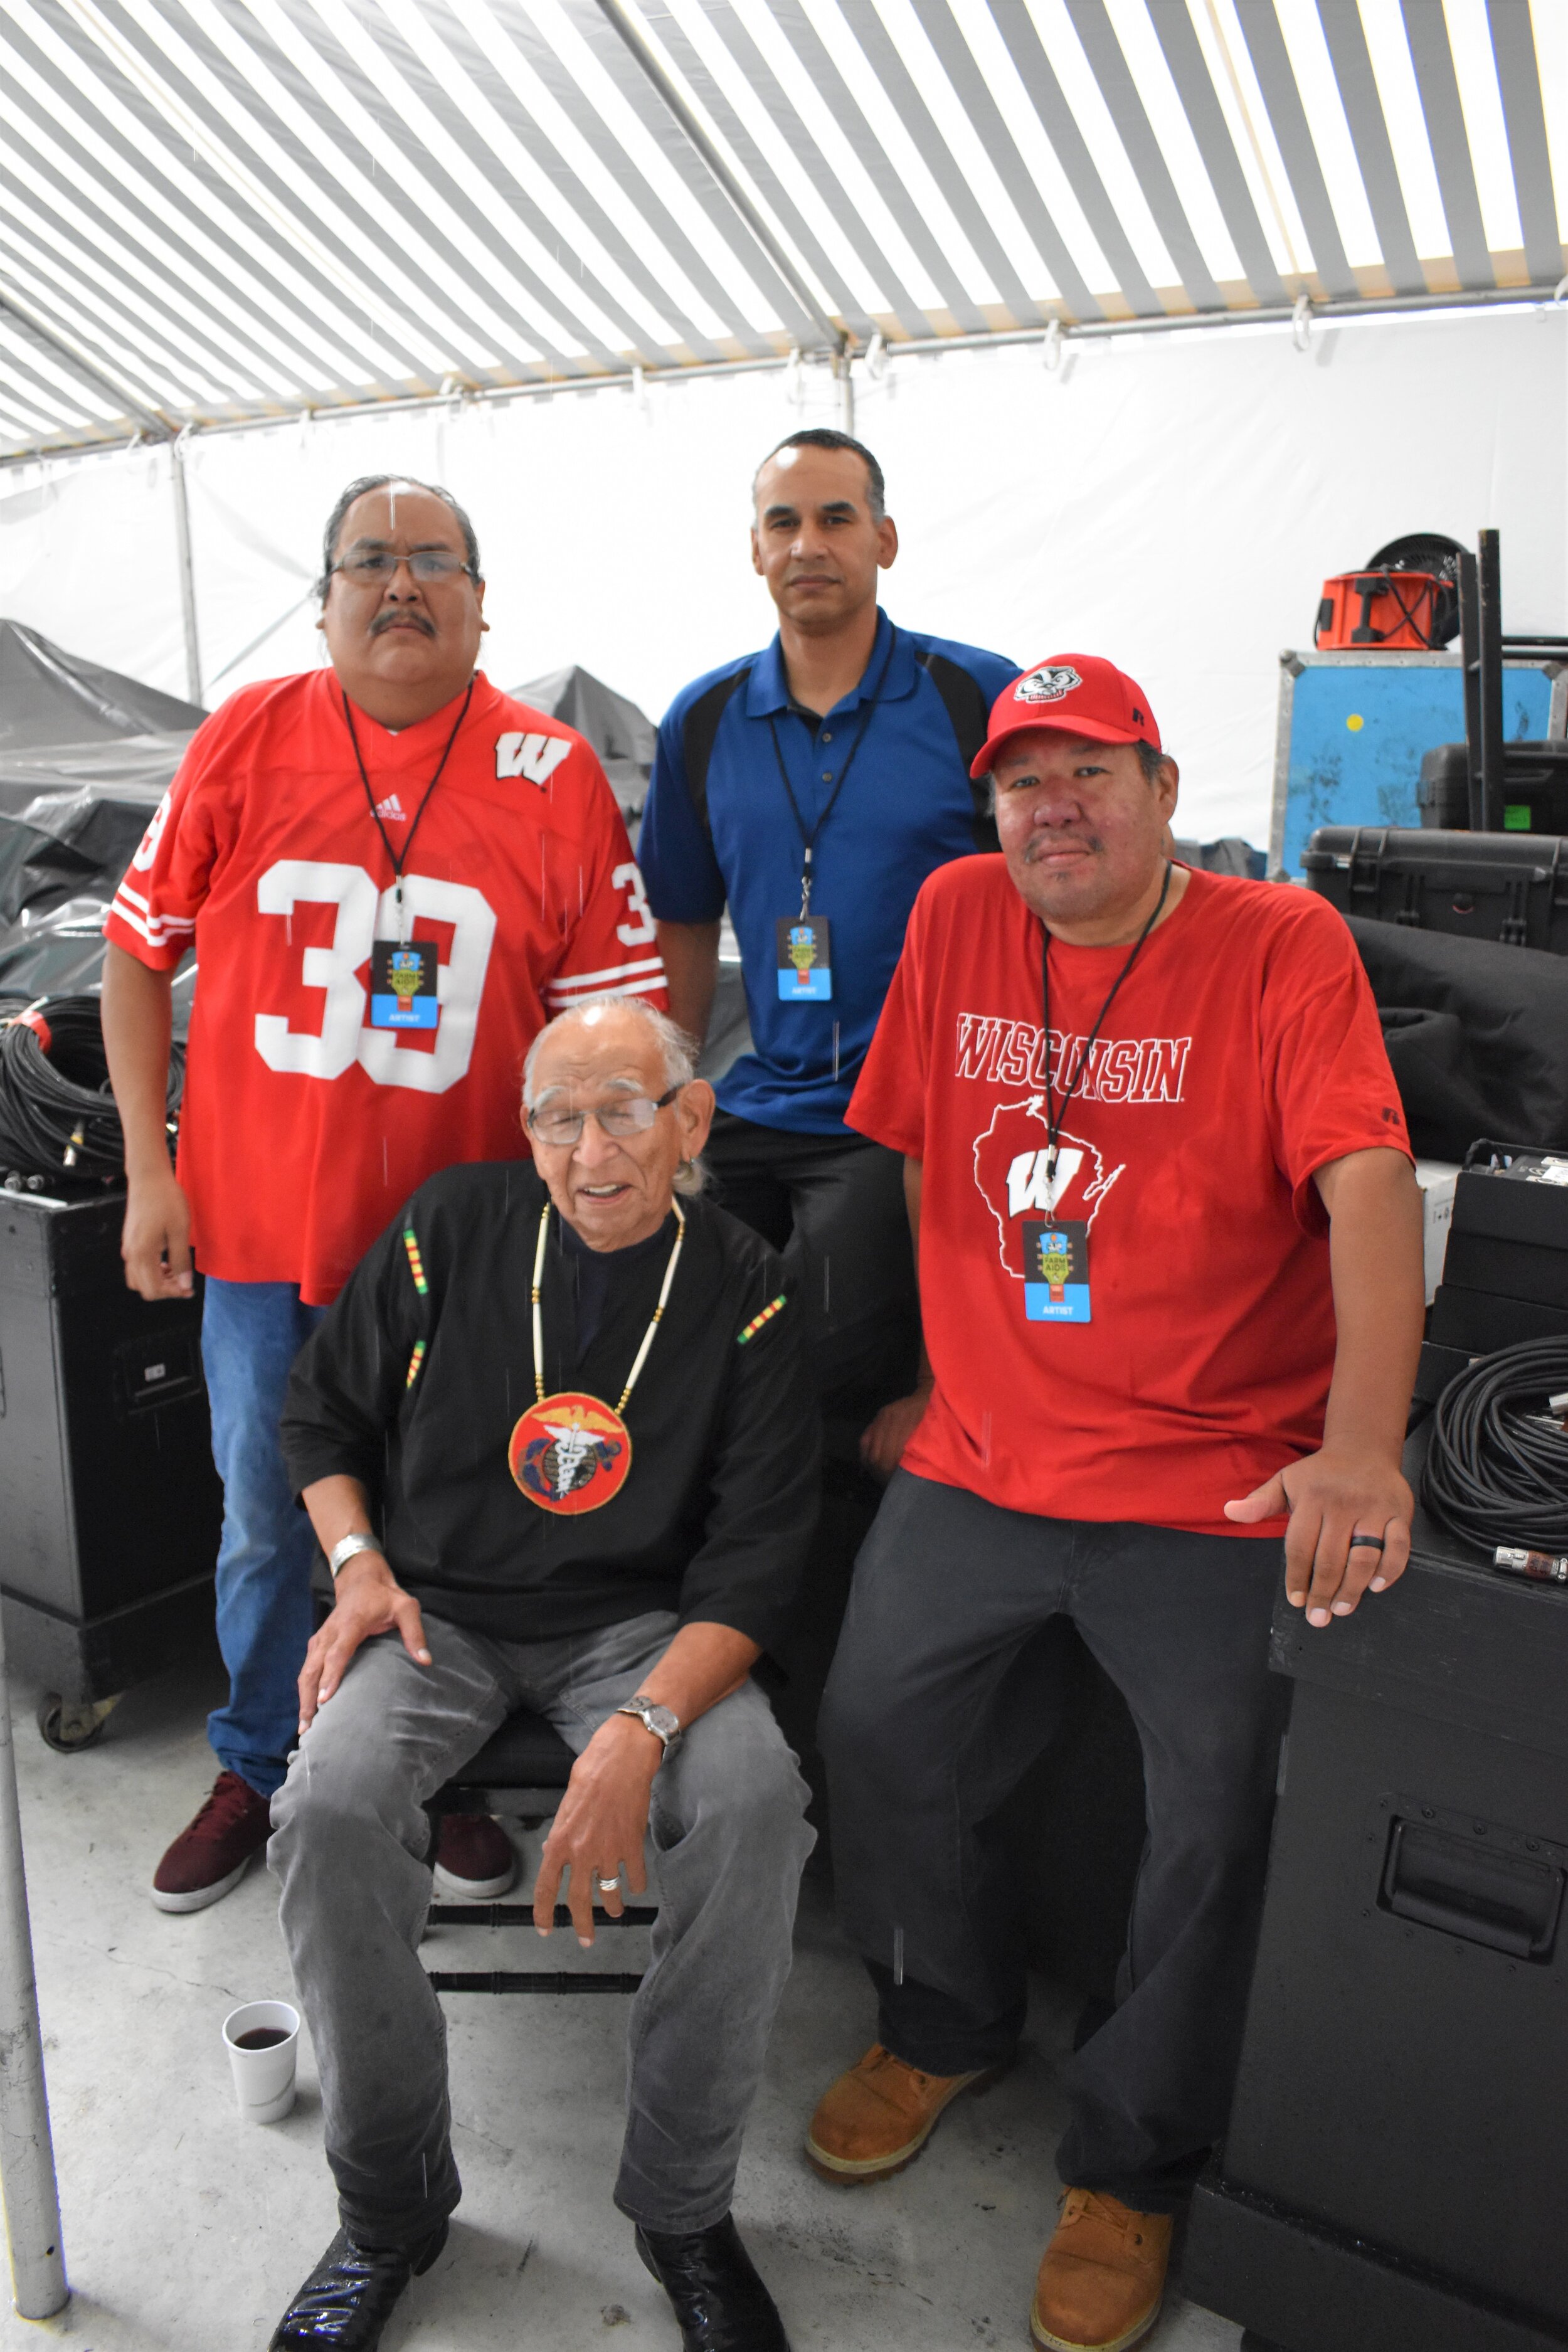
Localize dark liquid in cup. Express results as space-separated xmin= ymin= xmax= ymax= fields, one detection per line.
xmin=233 ymin=2028 xmax=289 ymax=2050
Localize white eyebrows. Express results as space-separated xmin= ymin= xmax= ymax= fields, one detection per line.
xmin=532 ymin=1071 xmax=645 ymax=1100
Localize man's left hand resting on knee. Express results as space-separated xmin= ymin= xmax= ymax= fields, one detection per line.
xmin=265 ymin=999 xmax=819 ymax=2352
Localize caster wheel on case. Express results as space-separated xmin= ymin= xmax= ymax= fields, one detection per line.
xmin=36 ymin=1693 xmax=119 ymax=1752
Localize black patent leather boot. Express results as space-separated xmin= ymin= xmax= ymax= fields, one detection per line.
xmin=635 ymin=2214 xmax=791 ymax=2351
xmin=268 ymin=2220 xmax=447 ymax=2348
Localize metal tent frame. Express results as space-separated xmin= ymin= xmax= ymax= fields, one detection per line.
xmin=0 ymin=0 xmax=1563 ymax=463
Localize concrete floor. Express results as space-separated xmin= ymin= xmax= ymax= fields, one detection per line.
xmin=0 ymin=1653 xmax=1243 ymax=2352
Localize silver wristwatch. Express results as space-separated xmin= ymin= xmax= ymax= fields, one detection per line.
xmin=329 ymin=1532 xmax=386 ymax=1581
xmin=615 ymin=1693 xmax=682 ymax=1755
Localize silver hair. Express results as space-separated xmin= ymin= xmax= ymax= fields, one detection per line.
xmin=522 ymin=997 xmax=708 ymax=1195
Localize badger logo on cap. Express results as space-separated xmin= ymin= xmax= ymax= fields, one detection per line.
xmin=1014 ymin=664 xmax=1082 ymax=705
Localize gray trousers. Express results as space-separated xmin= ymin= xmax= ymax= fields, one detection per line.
xmin=268 ymin=1608 xmax=815 ymax=2250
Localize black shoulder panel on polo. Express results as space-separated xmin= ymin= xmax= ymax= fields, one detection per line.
xmin=681 ymin=667 xmax=752 ymax=842
xmin=916 ymin=650 xmax=1000 ymax=852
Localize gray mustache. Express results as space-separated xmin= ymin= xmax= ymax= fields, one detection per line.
xmin=370 ymin=609 xmax=435 ymax=638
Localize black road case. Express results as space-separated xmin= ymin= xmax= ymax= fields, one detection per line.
xmin=1419 ymin=744 xmax=1568 ymax=836
xmin=1184 ymin=1423 xmax=1568 ymax=2352
xmin=1304 ymin=827 xmax=1568 ymax=954
xmin=1441 ymin=1143 xmax=1568 ymax=1310
xmin=0 ymin=1187 xmax=223 ymax=1745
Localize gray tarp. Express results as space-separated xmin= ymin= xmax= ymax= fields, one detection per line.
xmin=511 ymin=664 xmax=656 ymax=830
xmin=0 ymin=620 xmax=200 ymax=1007
xmin=0 ymin=620 xmax=203 ymax=751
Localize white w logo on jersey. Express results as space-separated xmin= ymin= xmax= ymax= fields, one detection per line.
xmin=495 ymin=732 xmax=571 ymax=787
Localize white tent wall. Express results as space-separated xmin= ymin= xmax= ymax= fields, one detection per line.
xmin=2 ymin=306 xmax=1565 ymax=841
xmin=0 ymin=442 xmax=191 ymax=710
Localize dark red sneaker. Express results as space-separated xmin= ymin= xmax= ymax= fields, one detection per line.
xmin=432 ymin=1814 xmax=517 ymax=1900
xmin=151 ymin=1771 xmax=273 ymax=1913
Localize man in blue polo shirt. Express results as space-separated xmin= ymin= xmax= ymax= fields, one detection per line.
xmin=639 ymin=428 xmax=1015 ymax=1441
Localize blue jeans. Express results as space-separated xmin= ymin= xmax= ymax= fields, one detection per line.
xmin=201 ymin=1278 xmax=327 ymax=1797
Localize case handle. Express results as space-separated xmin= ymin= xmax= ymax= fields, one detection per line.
xmin=1382 ymin=1819 xmax=1563 ymax=1961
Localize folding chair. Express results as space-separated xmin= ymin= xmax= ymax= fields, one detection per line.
xmin=424 ymin=1703 xmax=655 ymax=1995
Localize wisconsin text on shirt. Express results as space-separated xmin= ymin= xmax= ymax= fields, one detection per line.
xmin=953 ymin=1014 xmax=1192 ymax=1104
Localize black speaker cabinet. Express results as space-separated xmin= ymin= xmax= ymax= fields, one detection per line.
xmin=0 ymin=1188 xmax=222 ymax=1732
xmin=1185 ymin=1424 xmax=1568 ymax=2351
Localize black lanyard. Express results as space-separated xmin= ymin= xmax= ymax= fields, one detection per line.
xmin=768 ymin=623 xmax=898 ymax=916
xmin=341 ymin=679 xmax=474 ymax=940
xmin=1040 ymin=861 xmax=1172 ymax=1178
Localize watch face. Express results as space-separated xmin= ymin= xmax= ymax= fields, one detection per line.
xmin=646 ymin=1705 xmax=679 ymax=1740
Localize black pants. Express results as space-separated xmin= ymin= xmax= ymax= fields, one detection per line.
xmin=818 ymin=1470 xmax=1288 ymax=2212
xmin=703 ymin=1110 xmax=918 ymax=1421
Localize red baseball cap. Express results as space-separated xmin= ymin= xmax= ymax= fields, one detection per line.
xmin=970 ymin=654 xmax=1161 ymax=778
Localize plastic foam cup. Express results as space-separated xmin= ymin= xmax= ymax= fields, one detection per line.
xmin=222 ymin=2000 xmax=300 ymax=2124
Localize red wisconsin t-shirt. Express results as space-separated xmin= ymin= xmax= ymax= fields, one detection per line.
xmin=847 ymin=860 xmax=1409 ymax=1535
xmin=105 ymin=670 xmax=665 ymax=1303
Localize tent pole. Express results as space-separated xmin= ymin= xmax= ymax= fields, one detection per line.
xmin=170 ymin=433 xmax=204 ymax=707
xmin=591 ymin=0 xmax=844 ymax=364
xmin=0 ymin=1606 xmax=67 ymax=2321
xmin=0 ymin=293 xmax=172 ymax=442
xmin=837 ymin=352 xmax=854 ymax=437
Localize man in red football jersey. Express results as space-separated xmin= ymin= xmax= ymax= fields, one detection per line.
xmin=805 ymin=656 xmax=1424 ymax=2352
xmin=102 ymin=475 xmax=665 ymax=1914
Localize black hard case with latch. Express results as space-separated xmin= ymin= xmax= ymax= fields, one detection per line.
xmin=1184 ymin=1420 xmax=1568 ymax=2352
xmin=1303 ymin=827 xmax=1568 ymax=954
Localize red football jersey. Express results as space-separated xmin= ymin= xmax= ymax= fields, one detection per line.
xmin=106 ymin=670 xmax=666 ymax=1302
xmin=847 ymin=860 xmax=1411 ymax=1535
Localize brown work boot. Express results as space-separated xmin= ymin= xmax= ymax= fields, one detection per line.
xmin=1030 ymin=2190 xmax=1172 ymax=2352
xmin=805 ymin=2043 xmax=999 ymax=2183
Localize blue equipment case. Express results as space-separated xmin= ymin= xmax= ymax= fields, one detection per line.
xmin=1270 ymin=652 xmax=1564 ymax=878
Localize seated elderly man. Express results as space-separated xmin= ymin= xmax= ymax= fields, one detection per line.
xmin=266 ymin=997 xmax=818 ymax=2352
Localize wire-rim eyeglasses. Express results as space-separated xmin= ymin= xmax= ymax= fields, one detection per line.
xmin=330 ymin=547 xmax=478 ymax=585
xmin=526 ymin=1087 xmax=681 ymax=1148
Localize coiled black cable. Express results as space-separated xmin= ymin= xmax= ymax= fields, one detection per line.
xmin=1422 ymin=1337 xmax=1568 ymax=1554
xmin=0 ymin=994 xmax=184 ymax=1184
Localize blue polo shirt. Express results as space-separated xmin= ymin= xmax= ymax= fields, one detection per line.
xmin=640 ymin=611 xmax=1017 ymax=1133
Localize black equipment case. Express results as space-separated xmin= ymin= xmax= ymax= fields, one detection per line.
xmin=1184 ymin=1422 xmax=1568 ymax=2352
xmin=1428 ymin=1143 xmax=1568 ymax=1355
xmin=1440 ymin=1143 xmax=1568 ymax=1311
xmin=0 ymin=1187 xmax=222 ymax=1745
xmin=1304 ymin=827 xmax=1568 ymax=954
xmin=1419 ymin=746 xmax=1568 ymax=835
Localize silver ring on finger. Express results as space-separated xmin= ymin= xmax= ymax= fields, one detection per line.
xmin=596 ymin=1875 xmax=620 ymax=1894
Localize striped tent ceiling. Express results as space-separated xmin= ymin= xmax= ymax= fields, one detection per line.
xmin=2 ymin=0 xmax=1565 ymax=456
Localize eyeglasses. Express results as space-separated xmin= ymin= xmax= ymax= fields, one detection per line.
xmin=526 ymin=1088 xmax=679 ymax=1147
xmin=331 ymin=547 xmax=477 ymax=585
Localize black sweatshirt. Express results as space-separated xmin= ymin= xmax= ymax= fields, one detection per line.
xmin=280 ymin=1162 xmax=818 ymax=1651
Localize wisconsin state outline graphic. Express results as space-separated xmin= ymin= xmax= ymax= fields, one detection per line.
xmin=972 ymin=1098 xmax=1125 ymax=1278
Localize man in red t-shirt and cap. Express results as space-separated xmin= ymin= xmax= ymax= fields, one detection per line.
xmin=805 ymin=655 xmax=1424 ymax=2352
xmin=103 ymin=474 xmax=664 ymax=1915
